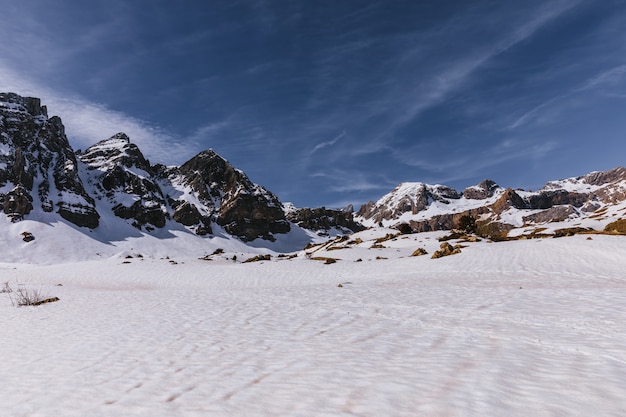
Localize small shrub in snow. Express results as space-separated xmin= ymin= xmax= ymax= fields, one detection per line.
xmin=1 ymin=282 xmax=13 ymax=293
xmin=553 ymin=227 xmax=592 ymax=238
xmin=374 ymin=233 xmax=398 ymax=244
xmin=9 ymin=285 xmax=59 ymax=307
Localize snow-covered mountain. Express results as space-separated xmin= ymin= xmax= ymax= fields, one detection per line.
xmin=356 ymin=168 xmax=626 ymax=239
xmin=1 ymin=93 xmax=352 ymax=257
xmin=3 ymin=92 xmax=626 ymax=260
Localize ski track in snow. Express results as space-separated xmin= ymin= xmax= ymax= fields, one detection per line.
xmin=1 ymin=235 xmax=626 ymax=416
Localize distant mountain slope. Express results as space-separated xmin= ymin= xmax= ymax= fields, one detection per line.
xmin=356 ymin=167 xmax=626 ymax=238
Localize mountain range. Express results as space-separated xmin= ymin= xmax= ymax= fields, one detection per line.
xmin=2 ymin=92 xmax=625 ymax=256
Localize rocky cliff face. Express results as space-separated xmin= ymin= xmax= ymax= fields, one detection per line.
xmin=286 ymin=205 xmax=365 ymax=234
xmin=0 ymin=93 xmax=99 ymax=227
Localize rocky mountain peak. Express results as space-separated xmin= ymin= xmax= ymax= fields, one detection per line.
xmin=1 ymin=92 xmax=99 ymax=227
xmin=79 ymin=133 xmax=166 ymax=230
xmin=357 ymin=182 xmax=460 ymax=223
xmin=177 ymin=149 xmax=290 ymax=241
xmin=584 ymin=167 xmax=626 ymax=185
xmin=463 ymin=179 xmax=501 ymax=199
xmin=0 ymin=92 xmax=48 ymax=119
xmin=79 ymin=132 xmax=151 ymax=172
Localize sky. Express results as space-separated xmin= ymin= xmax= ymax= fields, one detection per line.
xmin=1 ymin=0 xmax=626 ymax=209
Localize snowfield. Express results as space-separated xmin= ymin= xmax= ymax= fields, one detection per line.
xmin=2 ymin=231 xmax=626 ymax=416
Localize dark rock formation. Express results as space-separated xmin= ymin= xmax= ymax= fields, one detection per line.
xmin=0 ymin=92 xmax=99 ymax=228
xmin=287 ymin=207 xmax=365 ymax=233
xmin=525 ymin=190 xmax=588 ymax=209
xmin=2 ymin=185 xmax=33 ymax=220
xmin=489 ymin=189 xmax=528 ymax=214
xmin=176 ymin=150 xmax=290 ymax=241
xmin=357 ymin=183 xmax=460 ymax=223
xmin=463 ymin=180 xmax=500 ymax=199
xmin=79 ymin=133 xmax=167 ymax=229
xmin=523 ymin=205 xmax=577 ymax=224
xmin=407 ymin=207 xmax=490 ymax=233
xmin=172 ymin=201 xmax=213 ymax=235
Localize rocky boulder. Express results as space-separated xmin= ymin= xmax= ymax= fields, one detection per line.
xmin=431 ymin=242 xmax=462 ymax=259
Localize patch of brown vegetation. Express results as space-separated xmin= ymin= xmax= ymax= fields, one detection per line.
xmin=604 ymin=219 xmax=626 ymax=234
xmin=410 ymin=248 xmax=428 ymax=257
xmin=553 ymin=227 xmax=594 ymax=238
xmin=347 ymin=237 xmax=363 ymax=245
xmin=431 ymin=242 xmax=463 ymax=259
xmin=476 ymin=221 xmax=512 ymax=241
xmin=310 ymin=256 xmax=338 ymax=264
xmin=374 ymin=233 xmax=399 ymax=243
xmin=243 ymin=254 xmax=271 ymax=263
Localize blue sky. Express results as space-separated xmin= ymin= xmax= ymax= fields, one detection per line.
xmin=1 ymin=1 xmax=626 ymax=208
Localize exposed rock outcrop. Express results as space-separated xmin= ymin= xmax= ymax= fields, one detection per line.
xmin=79 ymin=133 xmax=167 ymax=230
xmin=357 ymin=182 xmax=460 ymax=223
xmin=463 ymin=179 xmax=500 ymax=199
xmin=358 ymin=165 xmax=626 ymax=236
xmin=0 ymin=92 xmax=99 ymax=228
xmin=286 ymin=206 xmax=365 ymax=233
xmin=174 ymin=149 xmax=290 ymax=241
xmin=523 ymin=205 xmax=578 ymax=224
xmin=2 ymin=185 xmax=33 ymax=220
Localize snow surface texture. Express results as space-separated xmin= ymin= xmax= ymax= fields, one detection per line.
xmin=2 ymin=230 xmax=626 ymax=416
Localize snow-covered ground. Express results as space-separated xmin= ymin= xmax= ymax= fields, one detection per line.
xmin=2 ymin=230 xmax=626 ymax=416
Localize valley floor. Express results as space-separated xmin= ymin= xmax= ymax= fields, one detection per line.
xmin=1 ymin=234 xmax=626 ymax=416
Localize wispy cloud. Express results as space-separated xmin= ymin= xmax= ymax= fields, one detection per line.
xmin=578 ymin=64 xmax=626 ymax=92
xmin=310 ymin=130 xmax=346 ymax=154
xmin=383 ymin=0 xmax=582 ymax=136
xmin=293 ymin=0 xmax=583 ymax=174
xmin=0 ymin=64 xmax=198 ymax=165
xmin=509 ymin=63 xmax=626 ymax=130
xmin=311 ymin=168 xmax=396 ymax=193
